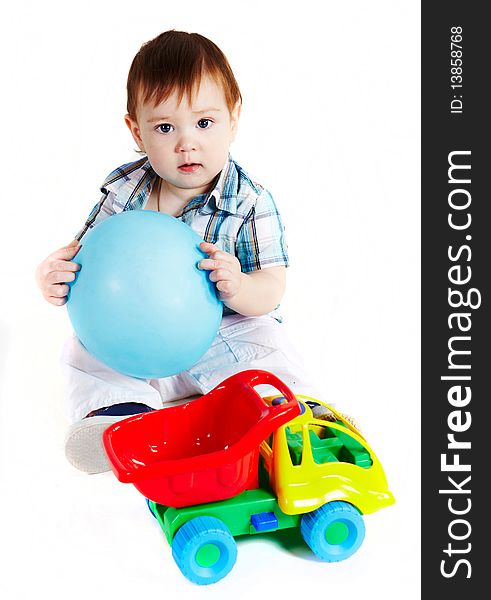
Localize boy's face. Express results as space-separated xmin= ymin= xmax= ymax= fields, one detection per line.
xmin=125 ymin=75 xmax=240 ymax=201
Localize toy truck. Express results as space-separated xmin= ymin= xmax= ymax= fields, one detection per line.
xmin=103 ymin=370 xmax=394 ymax=585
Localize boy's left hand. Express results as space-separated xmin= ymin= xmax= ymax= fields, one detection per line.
xmin=198 ymin=241 xmax=243 ymax=300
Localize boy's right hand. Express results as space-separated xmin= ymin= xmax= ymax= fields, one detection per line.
xmin=35 ymin=239 xmax=81 ymax=306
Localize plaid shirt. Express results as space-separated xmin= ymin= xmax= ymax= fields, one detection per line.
xmin=76 ymin=154 xmax=289 ymax=317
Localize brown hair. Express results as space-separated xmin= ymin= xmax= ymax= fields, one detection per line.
xmin=127 ymin=30 xmax=242 ymax=121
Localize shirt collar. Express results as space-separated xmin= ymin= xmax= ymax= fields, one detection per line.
xmin=102 ymin=157 xmax=153 ymax=197
xmin=198 ymin=154 xmax=238 ymax=215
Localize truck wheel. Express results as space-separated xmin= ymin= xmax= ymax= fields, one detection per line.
xmin=300 ymin=501 xmax=365 ymax=562
xmin=172 ymin=516 xmax=237 ymax=585
xmin=145 ymin=498 xmax=157 ymax=519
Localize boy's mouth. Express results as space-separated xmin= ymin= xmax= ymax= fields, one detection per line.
xmin=178 ymin=163 xmax=202 ymax=173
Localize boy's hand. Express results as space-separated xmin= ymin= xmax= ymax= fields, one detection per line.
xmin=35 ymin=240 xmax=81 ymax=306
xmin=198 ymin=241 xmax=243 ymax=300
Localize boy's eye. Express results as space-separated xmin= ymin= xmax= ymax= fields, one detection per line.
xmin=157 ymin=123 xmax=174 ymax=134
xmin=197 ymin=118 xmax=212 ymax=129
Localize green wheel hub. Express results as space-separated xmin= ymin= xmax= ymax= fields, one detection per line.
xmin=325 ymin=521 xmax=350 ymax=545
xmin=195 ymin=543 xmax=221 ymax=567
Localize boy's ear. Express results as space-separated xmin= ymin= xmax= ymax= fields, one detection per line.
xmin=124 ymin=114 xmax=146 ymax=152
xmin=229 ymin=101 xmax=241 ymax=142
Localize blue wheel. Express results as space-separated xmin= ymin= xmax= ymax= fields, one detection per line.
xmin=301 ymin=501 xmax=365 ymax=562
xmin=145 ymin=498 xmax=157 ymax=519
xmin=172 ymin=516 xmax=237 ymax=585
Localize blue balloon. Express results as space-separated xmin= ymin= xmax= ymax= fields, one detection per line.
xmin=67 ymin=211 xmax=222 ymax=379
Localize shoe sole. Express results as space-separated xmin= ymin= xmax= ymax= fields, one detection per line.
xmin=64 ymin=415 xmax=129 ymax=474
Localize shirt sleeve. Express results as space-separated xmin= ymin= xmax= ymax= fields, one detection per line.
xmin=236 ymin=188 xmax=290 ymax=272
xmin=74 ymin=188 xmax=116 ymax=243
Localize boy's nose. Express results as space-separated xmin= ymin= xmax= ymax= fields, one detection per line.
xmin=175 ymin=135 xmax=197 ymax=153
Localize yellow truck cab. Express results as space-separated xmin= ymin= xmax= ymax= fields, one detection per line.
xmin=260 ymin=396 xmax=395 ymax=516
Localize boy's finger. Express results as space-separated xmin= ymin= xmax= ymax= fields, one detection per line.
xmin=49 ymin=242 xmax=82 ymax=261
xmin=198 ymin=258 xmax=223 ymax=270
xmin=216 ymin=280 xmax=235 ymax=294
xmin=49 ymin=283 xmax=70 ymax=297
xmin=199 ymin=241 xmax=221 ymax=256
xmin=209 ymin=268 xmax=232 ymax=283
xmin=200 ymin=246 xmax=235 ymax=264
xmin=200 ymin=241 xmax=216 ymax=250
xmin=51 ymin=260 xmax=81 ymax=273
xmin=47 ymin=294 xmax=68 ymax=306
xmin=47 ymin=270 xmax=77 ymax=284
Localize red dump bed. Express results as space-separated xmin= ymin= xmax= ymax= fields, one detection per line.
xmin=103 ymin=370 xmax=299 ymax=507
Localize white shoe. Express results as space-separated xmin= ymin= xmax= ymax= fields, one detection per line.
xmin=65 ymin=402 xmax=155 ymax=474
xmin=64 ymin=415 xmax=129 ymax=474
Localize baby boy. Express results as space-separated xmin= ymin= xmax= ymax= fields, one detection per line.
xmin=36 ymin=30 xmax=317 ymax=474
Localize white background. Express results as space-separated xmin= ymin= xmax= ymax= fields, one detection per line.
xmin=0 ymin=1 xmax=420 ymax=598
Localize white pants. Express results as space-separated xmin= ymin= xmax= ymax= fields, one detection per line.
xmin=60 ymin=314 xmax=321 ymax=423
